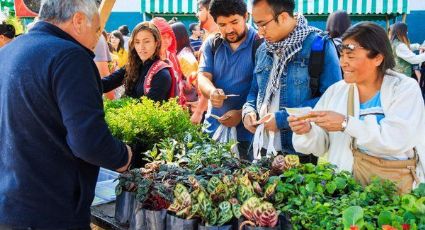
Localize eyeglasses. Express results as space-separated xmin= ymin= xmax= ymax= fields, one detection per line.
xmin=337 ymin=43 xmax=365 ymax=53
xmin=253 ymin=18 xmax=275 ymax=31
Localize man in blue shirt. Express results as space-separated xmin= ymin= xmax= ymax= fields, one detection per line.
xmin=242 ymin=0 xmax=342 ymax=164
xmin=198 ymin=0 xmax=258 ymax=160
xmin=0 ymin=0 xmax=132 ymax=228
xmin=189 ymin=22 xmax=203 ymax=52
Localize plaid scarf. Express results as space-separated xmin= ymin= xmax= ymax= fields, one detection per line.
xmin=257 ymin=14 xmax=321 ymax=109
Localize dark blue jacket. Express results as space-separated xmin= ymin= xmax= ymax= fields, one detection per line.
xmin=0 ymin=22 xmax=128 ymax=228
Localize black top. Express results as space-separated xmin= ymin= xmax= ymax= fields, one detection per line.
xmin=102 ymin=59 xmax=172 ymax=101
xmin=0 ymin=21 xmax=128 ymax=228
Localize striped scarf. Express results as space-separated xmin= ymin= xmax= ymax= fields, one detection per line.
xmin=257 ymin=14 xmax=321 ymax=109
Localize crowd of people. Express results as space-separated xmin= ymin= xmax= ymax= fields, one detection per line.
xmin=1 ymin=0 xmax=425 ymax=228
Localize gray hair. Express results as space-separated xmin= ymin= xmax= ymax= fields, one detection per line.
xmin=39 ymin=0 xmax=98 ymax=24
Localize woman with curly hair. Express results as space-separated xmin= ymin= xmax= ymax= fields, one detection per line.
xmin=101 ymin=21 xmax=174 ymax=101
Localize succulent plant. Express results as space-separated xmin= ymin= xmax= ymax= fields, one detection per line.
xmin=253 ymin=201 xmax=279 ymax=227
xmin=264 ymin=180 xmax=278 ymax=201
xmin=229 ymin=198 xmax=242 ymax=219
xmin=237 ymin=175 xmax=255 ymax=203
xmin=216 ymin=201 xmax=233 ymax=226
xmin=240 ymin=197 xmax=261 ymax=221
xmin=253 ymin=181 xmax=263 ymax=197
xmin=271 ymin=155 xmax=286 ymax=175
xmin=168 ymin=183 xmax=196 ymax=219
xmin=115 ymin=168 xmax=143 ymax=195
xmin=284 ymin=155 xmax=300 ymax=170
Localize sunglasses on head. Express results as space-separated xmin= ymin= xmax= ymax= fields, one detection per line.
xmin=337 ymin=43 xmax=365 ymax=53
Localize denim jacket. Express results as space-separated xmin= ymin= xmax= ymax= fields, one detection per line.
xmin=243 ymin=32 xmax=342 ymax=154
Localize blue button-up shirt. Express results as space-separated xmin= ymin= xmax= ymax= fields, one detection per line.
xmin=199 ymin=26 xmax=257 ymax=142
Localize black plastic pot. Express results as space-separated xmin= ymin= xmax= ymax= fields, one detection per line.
xmin=238 ymin=214 xmax=292 ymax=230
xmin=166 ymin=213 xmax=199 ymax=230
xmin=129 ymin=203 xmax=167 ymax=230
xmin=198 ymin=223 xmax=233 ymax=230
xmin=114 ymin=191 xmax=136 ymax=225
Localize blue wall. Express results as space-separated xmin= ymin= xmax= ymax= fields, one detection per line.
xmin=405 ymin=11 xmax=425 ymax=44
xmin=105 ymin=12 xmax=143 ymax=33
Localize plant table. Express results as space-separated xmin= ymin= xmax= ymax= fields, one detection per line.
xmin=91 ymin=202 xmax=128 ymax=230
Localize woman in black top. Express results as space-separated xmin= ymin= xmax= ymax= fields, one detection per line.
xmin=102 ymin=21 xmax=172 ymax=101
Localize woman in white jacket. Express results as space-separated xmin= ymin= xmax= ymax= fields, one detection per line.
xmin=288 ymin=22 xmax=425 ymax=194
xmin=389 ymin=22 xmax=425 ymax=78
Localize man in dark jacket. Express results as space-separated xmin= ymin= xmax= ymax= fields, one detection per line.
xmin=0 ymin=0 xmax=132 ymax=229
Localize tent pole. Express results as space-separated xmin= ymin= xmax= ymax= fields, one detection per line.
xmin=386 ymin=15 xmax=389 ymax=31
xmin=99 ymin=0 xmax=116 ymax=32
xmin=402 ymin=13 xmax=407 ymax=23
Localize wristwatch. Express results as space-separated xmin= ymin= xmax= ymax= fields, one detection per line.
xmin=341 ymin=116 xmax=349 ymax=131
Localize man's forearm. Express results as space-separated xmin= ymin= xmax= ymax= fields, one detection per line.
xmin=198 ymin=73 xmax=216 ymax=98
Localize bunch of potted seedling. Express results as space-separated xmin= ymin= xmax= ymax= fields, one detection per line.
xmin=107 ymin=98 xmax=425 ymax=230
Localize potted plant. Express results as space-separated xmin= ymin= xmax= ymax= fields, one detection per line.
xmin=239 ymin=197 xmax=280 ymax=230
xmin=115 ymin=168 xmax=141 ymax=225
xmin=166 ymin=182 xmax=199 ymax=230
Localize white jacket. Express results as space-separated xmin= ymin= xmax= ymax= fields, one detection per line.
xmin=395 ymin=42 xmax=425 ymax=65
xmin=293 ymin=70 xmax=425 ymax=184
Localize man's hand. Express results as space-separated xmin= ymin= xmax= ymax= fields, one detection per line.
xmin=190 ymin=111 xmax=203 ymax=124
xmin=256 ymin=113 xmax=278 ymax=132
xmin=116 ymin=145 xmax=132 ymax=173
xmin=307 ymin=111 xmax=345 ymax=132
xmin=209 ymin=88 xmax=227 ymax=108
xmin=218 ymin=109 xmax=242 ymax=127
xmin=288 ymin=116 xmax=312 ymax=135
xmin=243 ymin=112 xmax=258 ymax=133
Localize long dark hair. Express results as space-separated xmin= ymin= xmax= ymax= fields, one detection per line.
xmin=326 ymin=10 xmax=351 ymax=38
xmin=342 ymin=22 xmax=395 ymax=75
xmin=171 ymin=22 xmax=193 ymax=54
xmin=109 ymin=30 xmax=125 ymax=53
xmin=124 ymin=22 xmax=162 ymax=95
xmin=390 ymin=22 xmax=410 ymax=48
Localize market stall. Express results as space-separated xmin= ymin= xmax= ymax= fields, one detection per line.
xmin=91 ymin=97 xmax=425 ymax=230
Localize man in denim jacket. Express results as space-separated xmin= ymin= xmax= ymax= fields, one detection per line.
xmin=242 ymin=0 xmax=342 ymax=164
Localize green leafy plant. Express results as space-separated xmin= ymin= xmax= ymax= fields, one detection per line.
xmin=104 ymin=97 xmax=197 ymax=160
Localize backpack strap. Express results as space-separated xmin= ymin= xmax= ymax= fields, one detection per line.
xmin=144 ymin=60 xmax=174 ymax=97
xmin=211 ymin=33 xmax=224 ymax=56
xmin=252 ymin=34 xmax=264 ymax=63
xmin=212 ymin=32 xmax=264 ymax=62
xmin=308 ymin=32 xmax=328 ymax=98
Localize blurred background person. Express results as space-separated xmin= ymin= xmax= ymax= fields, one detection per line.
xmin=0 ymin=22 xmax=15 ymax=48
xmin=171 ymin=21 xmax=199 ymax=107
xmin=389 ymin=22 xmax=425 ymax=78
xmin=118 ymin=25 xmax=130 ymax=51
xmin=197 ymin=0 xmax=219 ymax=40
xmin=326 ymin=10 xmax=351 ymax=48
xmin=189 ymin=22 xmax=203 ymax=58
xmin=152 ymin=17 xmax=183 ymax=103
xmin=109 ymin=30 xmax=128 ymax=69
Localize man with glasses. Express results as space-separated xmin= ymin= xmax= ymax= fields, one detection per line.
xmin=197 ymin=0 xmax=259 ymax=160
xmin=242 ymin=0 xmax=341 ymax=164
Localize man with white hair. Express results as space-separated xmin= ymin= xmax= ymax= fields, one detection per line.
xmin=0 ymin=0 xmax=132 ymax=228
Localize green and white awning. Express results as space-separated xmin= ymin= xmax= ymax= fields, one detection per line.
xmin=142 ymin=0 xmax=198 ymax=14
xmin=295 ymin=0 xmax=409 ymax=15
xmin=142 ymin=0 xmax=251 ymax=14
xmin=0 ymin=0 xmax=14 ymax=12
xmin=141 ymin=0 xmax=409 ymax=15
